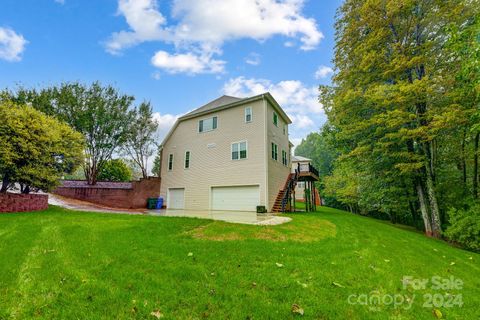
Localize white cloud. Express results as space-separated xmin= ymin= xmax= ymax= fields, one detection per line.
xmin=152 ymin=112 xmax=180 ymax=142
xmin=245 ymin=52 xmax=261 ymax=66
xmin=315 ymin=65 xmax=333 ymax=79
xmin=106 ymin=0 xmax=323 ymax=74
xmin=0 ymin=27 xmax=28 ymax=62
xmin=222 ymin=76 xmax=326 ymax=141
xmin=105 ymin=0 xmax=168 ymax=54
xmin=151 ymin=50 xmax=225 ymax=74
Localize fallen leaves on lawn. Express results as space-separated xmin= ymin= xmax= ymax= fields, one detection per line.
xmin=187 ymin=252 xmax=194 ymax=257
xmin=450 ymin=262 xmax=456 ymax=266
xmin=332 ymin=282 xmax=345 ymax=288
xmin=291 ymin=304 xmax=304 ymax=316
xmin=384 ymin=259 xmax=390 ymax=263
xmin=296 ymin=280 xmax=308 ymax=288
xmin=276 ymin=263 xmax=284 ymax=268
xmin=433 ymin=308 xmax=443 ymax=319
xmin=150 ymin=310 xmax=164 ymax=319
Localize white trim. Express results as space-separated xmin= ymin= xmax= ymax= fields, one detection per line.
xmin=168 ymin=153 xmax=174 ymax=171
xmin=231 ymin=140 xmax=248 ymax=161
xmin=184 ymin=150 xmax=191 ymax=169
xmin=198 ymin=116 xmax=218 ymax=133
xmin=245 ymin=106 xmax=253 ymax=123
xmin=273 ymin=111 xmax=279 ymax=127
xmin=264 ymin=97 xmax=269 ymax=210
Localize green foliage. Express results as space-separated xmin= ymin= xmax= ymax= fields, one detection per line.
xmin=0 ymin=101 xmax=84 ymax=193
xmin=2 ymin=82 xmax=136 ymax=185
xmin=97 ymin=159 xmax=132 ymax=182
xmin=318 ymin=0 xmax=480 ymax=238
xmin=123 ymin=101 xmax=159 ymax=178
xmin=152 ymin=153 xmax=161 ymax=177
xmin=445 ymin=205 xmax=480 ymax=252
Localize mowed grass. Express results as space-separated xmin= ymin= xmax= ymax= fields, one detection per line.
xmin=0 ymin=206 xmax=478 ymax=319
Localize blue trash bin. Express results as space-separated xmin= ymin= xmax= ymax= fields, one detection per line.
xmin=156 ymin=197 xmax=164 ymax=209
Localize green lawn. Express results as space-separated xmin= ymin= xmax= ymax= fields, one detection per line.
xmin=0 ymin=206 xmax=478 ymax=319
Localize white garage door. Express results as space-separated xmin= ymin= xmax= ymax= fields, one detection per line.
xmin=168 ymin=188 xmax=185 ymax=209
xmin=211 ymin=186 xmax=260 ymax=211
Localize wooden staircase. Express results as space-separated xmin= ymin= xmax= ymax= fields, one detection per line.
xmin=272 ymin=172 xmax=298 ymax=213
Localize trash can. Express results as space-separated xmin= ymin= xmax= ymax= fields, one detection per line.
xmin=156 ymin=197 xmax=164 ymax=209
xmin=147 ymin=198 xmax=158 ymax=209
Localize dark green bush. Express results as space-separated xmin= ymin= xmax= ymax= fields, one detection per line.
xmin=444 ymin=204 xmax=480 ymax=252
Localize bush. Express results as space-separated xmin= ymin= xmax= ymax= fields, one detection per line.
xmin=444 ymin=204 xmax=480 ymax=252
xmin=97 ymin=159 xmax=132 ymax=182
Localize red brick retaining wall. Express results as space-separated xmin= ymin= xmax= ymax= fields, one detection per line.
xmin=53 ymin=177 xmax=161 ymax=209
xmin=0 ymin=193 xmax=49 ymax=213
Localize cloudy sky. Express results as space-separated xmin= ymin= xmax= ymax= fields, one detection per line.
xmin=0 ymin=0 xmax=341 ymax=146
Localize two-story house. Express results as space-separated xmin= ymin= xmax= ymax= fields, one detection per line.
xmin=159 ymin=93 xmax=292 ymax=212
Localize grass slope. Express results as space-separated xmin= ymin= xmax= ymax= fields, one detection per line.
xmin=0 ymin=206 xmax=478 ymax=319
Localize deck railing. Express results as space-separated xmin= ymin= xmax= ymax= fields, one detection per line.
xmin=297 ymin=163 xmax=319 ymax=177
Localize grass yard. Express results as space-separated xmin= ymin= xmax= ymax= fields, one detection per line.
xmin=0 ymin=206 xmax=478 ymax=319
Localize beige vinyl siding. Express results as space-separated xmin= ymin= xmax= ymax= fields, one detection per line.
xmin=266 ymin=100 xmax=291 ymax=211
xmin=160 ymin=99 xmax=267 ymax=210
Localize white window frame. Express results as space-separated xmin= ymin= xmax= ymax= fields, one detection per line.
xmin=231 ymin=140 xmax=248 ymax=160
xmin=198 ymin=116 xmax=218 ymax=133
xmin=184 ymin=151 xmax=191 ymax=169
xmin=273 ymin=111 xmax=278 ymax=127
xmin=245 ymin=107 xmax=252 ymax=123
xmin=282 ymin=150 xmax=288 ymax=166
xmin=168 ymin=154 xmax=174 ymax=171
xmin=271 ymin=143 xmax=278 ymax=161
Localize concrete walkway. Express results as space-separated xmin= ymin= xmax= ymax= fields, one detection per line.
xmin=49 ymin=194 xmax=291 ymax=225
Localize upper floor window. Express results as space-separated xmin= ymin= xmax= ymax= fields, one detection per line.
xmin=282 ymin=150 xmax=288 ymax=166
xmin=271 ymin=143 xmax=278 ymax=161
xmin=168 ymin=154 xmax=174 ymax=171
xmin=232 ymin=141 xmax=247 ymax=160
xmin=199 ymin=116 xmax=217 ymax=133
xmin=273 ymin=112 xmax=278 ymax=127
xmin=283 ymin=125 xmax=287 ymax=135
xmin=245 ymin=107 xmax=252 ymax=123
xmin=184 ymin=151 xmax=190 ymax=169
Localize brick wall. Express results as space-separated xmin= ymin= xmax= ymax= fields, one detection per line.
xmin=53 ymin=177 xmax=161 ymax=209
xmin=0 ymin=193 xmax=49 ymax=213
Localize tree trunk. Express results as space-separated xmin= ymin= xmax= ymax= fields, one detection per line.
xmin=461 ymin=129 xmax=467 ymax=191
xmin=0 ymin=175 xmax=9 ymax=193
xmin=416 ymin=182 xmax=432 ymax=236
xmin=423 ymin=141 xmax=442 ymax=237
xmin=473 ymin=132 xmax=479 ymax=198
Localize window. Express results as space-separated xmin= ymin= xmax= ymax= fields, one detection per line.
xmin=298 ymin=182 xmax=305 ymax=188
xmin=283 ymin=125 xmax=287 ymax=135
xmin=184 ymin=151 xmax=190 ymax=169
xmin=273 ymin=112 xmax=278 ymax=126
xmin=282 ymin=150 xmax=288 ymax=166
xmin=232 ymin=141 xmax=247 ymax=160
xmin=271 ymin=143 xmax=278 ymax=161
xmin=199 ymin=116 xmax=218 ymax=133
xmin=245 ymin=107 xmax=252 ymax=123
xmin=168 ymin=154 xmax=174 ymax=171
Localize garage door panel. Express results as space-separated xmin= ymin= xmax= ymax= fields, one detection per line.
xmin=168 ymin=188 xmax=185 ymax=209
xmin=212 ymin=186 xmax=260 ymax=211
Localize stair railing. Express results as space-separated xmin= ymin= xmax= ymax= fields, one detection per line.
xmin=280 ymin=169 xmax=298 ymax=212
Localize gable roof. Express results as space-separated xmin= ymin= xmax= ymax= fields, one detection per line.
xmin=292 ymin=155 xmax=311 ymax=162
xmin=181 ymin=95 xmax=244 ymax=119
xmin=161 ymin=92 xmax=292 ymax=147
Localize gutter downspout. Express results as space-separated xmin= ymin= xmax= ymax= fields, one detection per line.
xmin=263 ymin=94 xmax=269 ymax=212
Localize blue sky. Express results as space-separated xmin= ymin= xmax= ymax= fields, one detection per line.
xmin=0 ymin=0 xmax=342 ymax=145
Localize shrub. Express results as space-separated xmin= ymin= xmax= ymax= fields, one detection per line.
xmin=444 ymin=204 xmax=480 ymax=252
xmin=97 ymin=159 xmax=132 ymax=182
